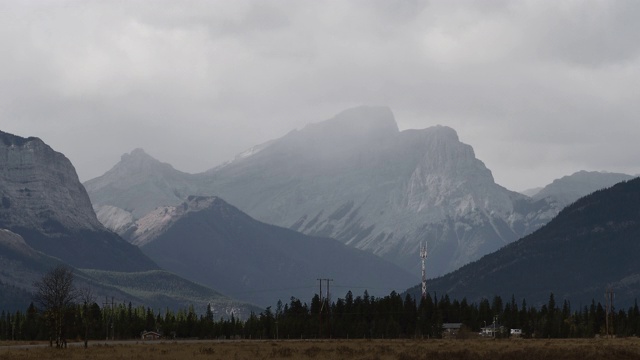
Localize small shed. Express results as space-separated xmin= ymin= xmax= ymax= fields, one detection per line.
xmin=442 ymin=323 xmax=463 ymax=338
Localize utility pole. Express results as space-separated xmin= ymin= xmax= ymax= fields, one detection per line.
xmin=605 ymin=288 xmax=615 ymax=338
xmin=103 ymin=297 xmax=109 ymax=340
xmin=493 ymin=315 xmax=497 ymax=339
xmin=317 ymin=278 xmax=333 ymax=338
xmin=111 ymin=297 xmax=115 ymax=340
xmin=317 ymin=279 xmax=323 ymax=338
xmin=103 ymin=297 xmax=115 ymax=340
xmin=326 ymin=279 xmax=333 ymax=338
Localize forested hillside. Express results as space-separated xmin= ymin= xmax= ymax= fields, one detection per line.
xmin=408 ymin=177 xmax=640 ymax=306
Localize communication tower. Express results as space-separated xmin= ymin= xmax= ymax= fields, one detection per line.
xmin=420 ymin=241 xmax=428 ymax=299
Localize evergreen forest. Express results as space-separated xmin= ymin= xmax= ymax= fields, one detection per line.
xmin=2 ymin=290 xmax=640 ymax=342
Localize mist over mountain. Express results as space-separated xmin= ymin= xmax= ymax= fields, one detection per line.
xmin=87 ymin=106 xmax=561 ymax=277
xmin=124 ymin=195 xmax=416 ymax=307
xmin=406 ymin=177 xmax=640 ymax=307
xmin=197 ymin=106 xmax=557 ymax=276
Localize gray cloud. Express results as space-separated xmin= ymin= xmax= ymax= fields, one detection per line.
xmin=1 ymin=0 xmax=639 ymax=191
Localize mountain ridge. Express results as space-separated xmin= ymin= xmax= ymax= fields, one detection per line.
xmin=126 ymin=195 xmax=416 ymax=307
xmin=85 ymin=106 xmax=558 ymax=277
xmin=192 ymin=107 xmax=550 ymax=276
xmin=85 ymin=148 xmax=200 ymax=219
xmin=86 ymin=107 xmax=634 ymax=279
xmin=532 ymin=170 xmax=634 ymax=205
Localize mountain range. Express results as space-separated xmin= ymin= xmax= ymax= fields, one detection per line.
xmin=406 ymin=177 xmax=640 ymax=307
xmin=0 ymin=130 xmax=254 ymax=315
xmin=87 ymin=106 xmax=613 ymax=278
xmin=3 ymin=104 xmax=636 ymax=313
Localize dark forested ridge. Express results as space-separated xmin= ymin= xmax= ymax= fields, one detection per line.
xmin=136 ymin=196 xmax=415 ymax=307
xmin=407 ymin=177 xmax=640 ymax=307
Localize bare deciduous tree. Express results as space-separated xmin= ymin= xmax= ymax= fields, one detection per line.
xmin=34 ymin=265 xmax=77 ymax=348
xmin=78 ymin=286 xmax=96 ymax=348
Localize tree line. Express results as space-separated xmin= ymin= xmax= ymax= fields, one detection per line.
xmin=2 ymin=291 xmax=640 ymax=341
xmin=248 ymin=290 xmax=640 ymax=339
xmin=3 ymin=266 xmax=640 ymax=343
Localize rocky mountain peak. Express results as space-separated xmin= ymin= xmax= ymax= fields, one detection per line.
xmin=115 ymin=148 xmax=174 ymax=174
xmin=398 ymin=125 xmax=510 ymax=220
xmin=0 ymin=130 xmax=103 ymax=232
xmin=1 ymin=131 xmax=39 ymax=147
xmin=0 ymin=130 xmax=157 ymax=271
xmin=276 ymin=106 xmax=399 ymax=157
xmin=325 ymin=105 xmax=399 ymax=132
xmin=424 ymin=124 xmax=459 ymax=141
xmin=304 ymin=105 xmax=398 ymax=138
xmin=88 ymin=148 xmax=191 ymax=186
xmin=120 ymin=148 xmax=158 ymax=164
xmin=85 ymin=148 xmax=199 ymax=219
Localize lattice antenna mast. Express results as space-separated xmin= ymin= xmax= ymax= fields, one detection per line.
xmin=420 ymin=241 xmax=428 ymax=299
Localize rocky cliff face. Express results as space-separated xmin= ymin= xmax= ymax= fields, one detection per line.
xmin=0 ymin=132 xmax=104 ymax=232
xmin=0 ymin=130 xmax=158 ymax=271
xmin=86 ymin=106 xmax=558 ymax=276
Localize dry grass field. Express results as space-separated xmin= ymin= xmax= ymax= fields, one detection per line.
xmin=2 ymin=338 xmax=640 ymax=360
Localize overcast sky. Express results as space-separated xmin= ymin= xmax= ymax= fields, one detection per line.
xmin=1 ymin=0 xmax=639 ymax=191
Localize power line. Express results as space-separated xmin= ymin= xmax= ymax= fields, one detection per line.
xmin=102 ymin=297 xmax=115 ymax=341
xmin=317 ymin=278 xmax=333 ymax=338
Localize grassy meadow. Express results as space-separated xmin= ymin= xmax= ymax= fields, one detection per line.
xmin=2 ymin=338 xmax=640 ymax=360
